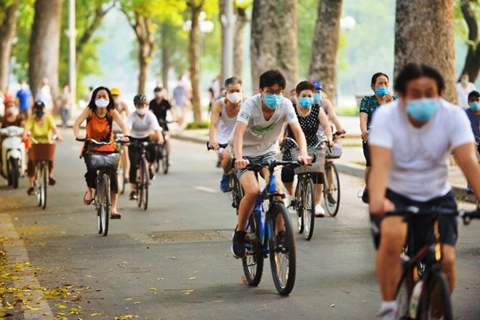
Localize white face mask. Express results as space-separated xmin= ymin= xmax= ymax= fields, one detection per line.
xmin=136 ymin=108 xmax=146 ymax=115
xmin=95 ymin=99 xmax=109 ymax=108
xmin=155 ymin=92 xmax=163 ymax=98
xmin=7 ymin=107 xmax=17 ymax=115
xmin=227 ymin=92 xmax=242 ymax=104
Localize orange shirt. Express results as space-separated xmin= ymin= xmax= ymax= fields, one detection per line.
xmin=83 ymin=110 xmax=116 ymax=154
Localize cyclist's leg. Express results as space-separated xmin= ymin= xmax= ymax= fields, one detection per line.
xmin=313 ymin=173 xmax=324 ymax=206
xmin=122 ymin=146 xmax=130 ymax=181
xmin=109 ymin=169 xmax=121 ymax=216
xmin=26 ymin=156 xmax=35 ymax=193
xmin=237 ymin=170 xmax=260 ymax=231
xmin=220 ymin=148 xmax=231 ymax=175
xmin=128 ymin=140 xmax=140 ymax=193
xmin=280 ymin=166 xmax=295 ymax=196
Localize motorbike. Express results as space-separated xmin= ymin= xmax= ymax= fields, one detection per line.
xmin=0 ymin=126 xmax=26 ymax=188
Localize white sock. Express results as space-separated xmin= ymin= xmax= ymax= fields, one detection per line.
xmin=380 ymin=300 xmax=397 ymax=311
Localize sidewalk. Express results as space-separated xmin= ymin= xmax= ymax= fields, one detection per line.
xmin=171 ymin=115 xmax=472 ymax=202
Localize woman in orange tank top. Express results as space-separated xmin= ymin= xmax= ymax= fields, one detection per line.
xmin=73 ymin=86 xmax=129 ymax=219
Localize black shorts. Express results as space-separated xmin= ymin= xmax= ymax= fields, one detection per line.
xmin=362 ymin=140 xmax=371 ymax=167
xmin=370 ymin=189 xmax=458 ymax=251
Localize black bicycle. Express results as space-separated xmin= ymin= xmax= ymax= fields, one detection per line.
xmin=130 ymin=140 xmax=154 ymax=210
xmin=154 ymin=120 xmax=171 ymax=174
xmin=389 ymin=206 xmax=480 ymax=320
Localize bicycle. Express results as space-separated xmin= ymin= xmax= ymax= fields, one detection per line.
xmin=282 ymin=138 xmax=326 ymax=241
xmin=241 ymin=158 xmax=302 ymax=295
xmin=130 ymin=140 xmax=154 ymax=210
xmin=322 ymin=131 xmax=344 ymax=217
xmin=389 ymin=206 xmax=480 ymax=320
xmin=206 ymin=142 xmax=243 ymax=215
xmin=114 ymin=133 xmax=127 ymax=195
xmin=77 ymin=138 xmax=124 ymax=236
xmin=153 ymin=120 xmax=171 ymax=174
xmin=29 ymin=138 xmax=56 ymax=210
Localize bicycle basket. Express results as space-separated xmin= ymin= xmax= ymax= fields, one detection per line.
xmin=86 ymin=152 xmax=119 ymax=170
xmin=291 ymin=147 xmax=326 ymax=174
xmin=30 ymin=143 xmax=56 ymax=162
xmin=326 ymin=142 xmax=342 ymax=159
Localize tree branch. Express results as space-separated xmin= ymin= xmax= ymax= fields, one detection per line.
xmin=460 ymin=0 xmax=478 ymax=43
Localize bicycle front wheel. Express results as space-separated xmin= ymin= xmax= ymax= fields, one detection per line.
xmin=294 ymin=179 xmax=304 ymax=234
xmin=302 ymin=177 xmax=315 ymax=240
xmin=242 ymin=212 xmax=264 ymax=286
xmin=324 ymin=162 xmax=340 ymax=217
xmin=161 ymin=142 xmax=169 ymax=174
xmin=395 ymin=268 xmax=414 ymax=320
xmin=268 ymin=201 xmax=296 ymax=295
xmin=418 ymin=272 xmax=453 ymax=320
xmin=229 ymin=173 xmax=243 ymax=215
xmin=97 ymin=173 xmax=110 ymax=236
xmin=141 ymin=159 xmax=149 ymax=210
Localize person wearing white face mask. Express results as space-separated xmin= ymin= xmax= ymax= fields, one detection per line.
xmin=455 ymin=73 xmax=476 ymax=109
xmin=149 ymin=86 xmax=176 ymax=161
xmin=126 ymin=94 xmax=164 ymax=200
xmin=368 ymin=63 xmax=480 ymax=320
xmin=208 ymin=76 xmax=244 ymax=192
xmin=73 ymin=86 xmax=130 ymax=219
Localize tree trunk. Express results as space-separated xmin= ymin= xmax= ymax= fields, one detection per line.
xmin=309 ymin=0 xmax=343 ymax=101
xmin=232 ymin=7 xmax=248 ymax=78
xmin=394 ymin=0 xmax=456 ymax=103
xmin=160 ymin=24 xmax=170 ymax=90
xmin=0 ymin=0 xmax=19 ymax=92
xmin=188 ymin=0 xmax=204 ymax=123
xmin=133 ymin=14 xmax=155 ymax=95
xmin=219 ymin=0 xmax=225 ymax=81
xmin=459 ymin=0 xmax=480 ymax=82
xmin=29 ymin=0 xmax=62 ymax=101
xmin=250 ymin=0 xmax=298 ymax=91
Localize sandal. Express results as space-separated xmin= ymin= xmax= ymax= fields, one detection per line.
xmin=83 ymin=192 xmax=93 ymax=205
xmin=110 ymin=212 xmax=122 ymax=219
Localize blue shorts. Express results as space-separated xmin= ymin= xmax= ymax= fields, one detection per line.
xmin=370 ymin=189 xmax=458 ymax=251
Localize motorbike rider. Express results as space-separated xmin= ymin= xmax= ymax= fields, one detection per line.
xmin=0 ymin=101 xmax=25 ymax=176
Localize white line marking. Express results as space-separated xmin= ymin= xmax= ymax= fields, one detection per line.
xmin=0 ymin=214 xmax=54 ymax=319
xmin=194 ymin=186 xmax=218 ymax=193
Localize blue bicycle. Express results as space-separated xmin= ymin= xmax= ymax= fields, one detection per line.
xmin=242 ymin=159 xmax=301 ymax=295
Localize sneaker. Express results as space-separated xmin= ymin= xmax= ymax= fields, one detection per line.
xmin=27 ymin=187 xmax=34 ymax=196
xmin=362 ymin=187 xmax=369 ymax=204
xmin=220 ymin=174 xmax=230 ymax=193
xmin=284 ymin=194 xmax=293 ymax=208
xmin=327 ymin=193 xmax=336 ymax=205
xmin=48 ymin=177 xmax=56 ymax=186
xmin=466 ymin=185 xmax=473 ymax=194
xmin=129 ymin=191 xmax=138 ymax=200
xmin=376 ymin=308 xmax=397 ymax=320
xmin=315 ymin=204 xmax=325 ymax=218
xmin=231 ymin=229 xmax=247 ymax=259
xmin=149 ymin=169 xmax=154 ymax=180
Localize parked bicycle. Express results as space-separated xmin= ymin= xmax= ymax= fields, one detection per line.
xmin=242 ymin=158 xmax=302 ymax=295
xmin=390 ymin=206 xmax=480 ymax=320
xmin=30 ymin=138 xmax=56 ymax=210
xmin=76 ymin=138 xmax=125 ymax=236
xmin=207 ymin=142 xmax=242 ymax=215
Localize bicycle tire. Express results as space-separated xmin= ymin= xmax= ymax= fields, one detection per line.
xmin=294 ymin=178 xmax=304 ymax=234
xmin=324 ymin=162 xmax=340 ymax=217
xmin=162 ymin=143 xmax=169 ymax=174
xmin=35 ymin=163 xmax=42 ymax=206
xmin=117 ymin=155 xmax=125 ymax=195
xmin=302 ymin=177 xmax=315 ymax=240
xmin=41 ymin=163 xmax=47 ymax=210
xmin=242 ymin=212 xmax=264 ymax=286
xmin=136 ymin=162 xmax=143 ymax=208
xmin=395 ymin=266 xmax=414 ymax=320
xmin=9 ymin=158 xmax=19 ymax=189
xmin=142 ymin=159 xmax=149 ymax=210
xmin=229 ymin=173 xmax=243 ymax=215
xmin=268 ymin=201 xmax=296 ymax=295
xmin=154 ymin=145 xmax=161 ymax=173
xmin=417 ymin=272 xmax=453 ymax=320
xmin=98 ymin=173 xmax=110 ymax=236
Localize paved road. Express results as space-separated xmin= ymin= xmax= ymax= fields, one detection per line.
xmin=0 ymin=128 xmax=479 ymax=319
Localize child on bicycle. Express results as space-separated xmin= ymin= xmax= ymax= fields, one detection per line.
xmin=368 ymin=63 xmax=480 ymax=320
xmin=229 ymin=69 xmax=310 ymax=259
xmin=126 ymin=94 xmax=164 ymax=200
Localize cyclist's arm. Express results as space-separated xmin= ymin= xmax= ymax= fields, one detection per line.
xmin=73 ymin=107 xmax=92 ymax=139
xmin=111 ymin=109 xmax=130 ymax=136
xmin=49 ymin=116 xmax=62 ymax=141
xmin=454 ymin=142 xmax=480 ymax=200
xmin=289 ymin=121 xmax=308 ymax=161
xmin=121 ymin=102 xmax=130 ymax=116
xmin=359 ymin=112 xmax=368 ymax=141
xmin=323 ymin=98 xmax=344 ymax=133
xmin=208 ymin=100 xmax=222 ymax=149
xmin=368 ymin=144 xmax=394 ymax=216
xmin=318 ymin=107 xmax=333 ymax=145
xmin=233 ymin=121 xmax=247 ymax=168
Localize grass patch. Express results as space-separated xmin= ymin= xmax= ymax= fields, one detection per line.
xmin=336 ymin=106 xmax=359 ymax=116
xmin=185 ymin=120 xmax=210 ymax=130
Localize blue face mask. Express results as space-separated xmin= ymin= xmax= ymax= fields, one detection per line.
xmin=375 ymin=87 xmax=389 ymax=97
xmin=263 ymin=94 xmax=282 ymax=109
xmin=470 ymin=101 xmax=480 ymax=111
xmin=35 ymin=111 xmax=44 ymax=118
xmin=298 ymin=97 xmax=314 ymax=108
xmin=406 ymin=98 xmax=439 ymax=122
xmin=313 ymin=93 xmax=322 ymax=104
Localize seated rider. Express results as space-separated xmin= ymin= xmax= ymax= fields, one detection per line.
xmin=208 ymin=76 xmax=244 ymax=192
xmin=126 ymin=94 xmax=164 ymax=200
xmin=464 ymin=90 xmax=480 ymax=194
xmin=149 ymin=86 xmax=176 ymax=162
xmin=0 ymin=101 xmax=26 ymax=175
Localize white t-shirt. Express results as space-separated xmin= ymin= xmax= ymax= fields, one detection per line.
xmin=229 ymin=93 xmax=298 ymax=157
xmin=456 ymin=82 xmax=476 ymax=109
xmin=216 ymin=98 xmax=237 ymax=144
xmin=369 ymin=98 xmax=474 ymax=201
xmin=126 ymin=111 xmax=160 ymax=139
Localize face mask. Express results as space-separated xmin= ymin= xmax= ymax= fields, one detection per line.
xmin=155 ymin=92 xmax=163 ymax=98
xmin=375 ymin=87 xmax=389 ymax=97
xmin=95 ymin=98 xmax=109 ymax=108
xmin=406 ymin=98 xmax=439 ymax=122
xmin=313 ymin=93 xmax=322 ymax=103
xmin=263 ymin=94 xmax=282 ymax=109
xmin=290 ymin=96 xmax=297 ymax=105
xmin=227 ymin=92 xmax=242 ymax=104
xmin=7 ymin=107 xmax=17 ymax=115
xmin=136 ymin=108 xmax=146 ymax=116
xmin=470 ymin=101 xmax=480 ymax=111
xmin=35 ymin=111 xmax=44 ymax=118
xmin=298 ymin=97 xmax=314 ymax=108
xmin=461 ymin=78 xmax=468 ymax=84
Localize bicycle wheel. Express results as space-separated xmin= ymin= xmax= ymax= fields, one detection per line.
xmin=141 ymin=158 xmax=149 ymax=210
xmin=161 ymin=142 xmax=169 ymax=174
xmin=242 ymin=212 xmax=264 ymax=286
xmin=8 ymin=158 xmax=19 ymax=189
xmin=117 ymin=154 xmax=125 ymax=195
xmin=34 ymin=164 xmax=42 ymax=206
xmin=294 ymin=178 xmax=304 ymax=234
xmin=395 ymin=267 xmax=414 ymax=320
xmin=136 ymin=163 xmax=143 ymax=208
xmin=268 ymin=201 xmax=296 ymax=295
xmin=324 ymin=162 xmax=340 ymax=217
xmin=97 ymin=173 xmax=110 ymax=236
xmin=229 ymin=173 xmax=243 ymax=215
xmin=153 ymin=145 xmax=161 ymax=173
xmin=302 ymin=177 xmax=315 ymax=240
xmin=417 ymin=272 xmax=453 ymax=320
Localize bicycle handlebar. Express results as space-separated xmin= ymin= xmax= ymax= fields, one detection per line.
xmin=206 ymin=141 xmax=228 ymax=150
xmin=76 ymin=137 xmax=129 ymax=145
xmin=385 ymin=206 xmax=480 ymax=226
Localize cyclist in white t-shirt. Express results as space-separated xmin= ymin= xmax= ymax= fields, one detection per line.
xmin=125 ymin=94 xmax=164 ymax=200
xmin=368 ymin=63 xmax=480 ymax=320
xmin=209 ymin=76 xmax=244 ymax=192
xmin=229 ymin=69 xmax=310 ymax=259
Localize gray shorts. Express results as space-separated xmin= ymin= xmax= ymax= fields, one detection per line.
xmin=235 ymin=152 xmax=277 ymax=180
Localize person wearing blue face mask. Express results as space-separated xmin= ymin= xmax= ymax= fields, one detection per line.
xmin=464 ymin=90 xmax=480 ymax=193
xmin=359 ymin=72 xmax=397 ymax=204
xmin=367 ymin=63 xmax=480 ymax=319
xmin=280 ymin=81 xmax=333 ymax=218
